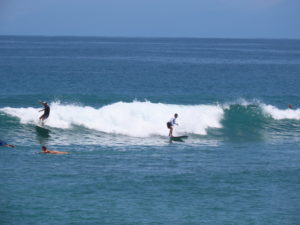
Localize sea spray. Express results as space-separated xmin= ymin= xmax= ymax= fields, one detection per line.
xmin=261 ymin=104 xmax=300 ymax=120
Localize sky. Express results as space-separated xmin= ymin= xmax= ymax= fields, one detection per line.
xmin=0 ymin=0 xmax=299 ymax=38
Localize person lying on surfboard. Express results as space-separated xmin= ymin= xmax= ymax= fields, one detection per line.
xmin=40 ymin=146 xmax=68 ymax=154
xmin=0 ymin=139 xmax=15 ymax=148
xmin=38 ymin=101 xmax=50 ymax=125
xmin=166 ymin=113 xmax=178 ymax=137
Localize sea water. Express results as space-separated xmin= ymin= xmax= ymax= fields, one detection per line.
xmin=0 ymin=36 xmax=299 ymax=225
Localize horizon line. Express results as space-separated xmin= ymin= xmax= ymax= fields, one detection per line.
xmin=0 ymin=34 xmax=299 ymax=41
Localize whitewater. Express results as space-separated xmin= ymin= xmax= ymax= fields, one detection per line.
xmin=1 ymin=100 xmax=299 ymax=138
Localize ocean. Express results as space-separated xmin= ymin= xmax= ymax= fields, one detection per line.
xmin=0 ymin=36 xmax=299 ymax=225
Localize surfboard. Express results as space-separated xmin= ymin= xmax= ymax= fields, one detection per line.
xmin=36 ymin=124 xmax=49 ymax=130
xmin=170 ymin=135 xmax=188 ymax=142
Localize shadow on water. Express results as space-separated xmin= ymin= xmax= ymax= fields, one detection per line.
xmin=35 ymin=126 xmax=50 ymax=146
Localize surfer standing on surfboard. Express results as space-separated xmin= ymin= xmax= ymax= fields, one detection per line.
xmin=38 ymin=101 xmax=50 ymax=125
xmin=166 ymin=113 xmax=178 ymax=137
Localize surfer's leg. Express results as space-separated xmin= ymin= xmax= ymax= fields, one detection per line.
xmin=40 ymin=114 xmax=48 ymax=126
xmin=39 ymin=115 xmax=45 ymax=125
xmin=169 ymin=127 xmax=173 ymax=137
xmin=167 ymin=122 xmax=173 ymax=137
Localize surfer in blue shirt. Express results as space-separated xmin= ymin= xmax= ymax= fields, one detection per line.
xmin=39 ymin=101 xmax=50 ymax=125
xmin=166 ymin=113 xmax=178 ymax=137
xmin=0 ymin=139 xmax=15 ymax=148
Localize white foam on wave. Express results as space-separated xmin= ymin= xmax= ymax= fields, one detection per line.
xmin=222 ymin=98 xmax=262 ymax=109
xmin=261 ymin=104 xmax=300 ymax=120
xmin=0 ymin=101 xmax=224 ymax=137
xmin=221 ymin=99 xmax=300 ymax=121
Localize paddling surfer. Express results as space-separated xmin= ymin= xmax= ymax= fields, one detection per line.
xmin=167 ymin=113 xmax=178 ymax=137
xmin=39 ymin=101 xmax=50 ymax=125
xmin=40 ymin=146 xmax=68 ymax=154
xmin=0 ymin=139 xmax=15 ymax=148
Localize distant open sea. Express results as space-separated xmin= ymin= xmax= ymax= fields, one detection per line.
xmin=0 ymin=36 xmax=299 ymax=225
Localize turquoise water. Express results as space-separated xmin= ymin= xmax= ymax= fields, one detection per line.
xmin=0 ymin=36 xmax=299 ymax=224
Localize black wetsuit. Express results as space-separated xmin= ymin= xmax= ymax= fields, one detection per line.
xmin=43 ymin=105 xmax=50 ymax=119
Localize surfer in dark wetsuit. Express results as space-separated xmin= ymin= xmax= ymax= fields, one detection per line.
xmin=166 ymin=113 xmax=178 ymax=137
xmin=39 ymin=101 xmax=50 ymax=125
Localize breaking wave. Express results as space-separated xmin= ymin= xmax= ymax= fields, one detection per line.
xmin=1 ymin=100 xmax=299 ymax=138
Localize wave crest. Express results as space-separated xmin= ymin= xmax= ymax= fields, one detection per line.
xmin=1 ymin=100 xmax=299 ymax=138
xmin=0 ymin=101 xmax=224 ymax=137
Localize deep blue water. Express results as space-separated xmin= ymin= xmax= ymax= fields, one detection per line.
xmin=0 ymin=36 xmax=299 ymax=225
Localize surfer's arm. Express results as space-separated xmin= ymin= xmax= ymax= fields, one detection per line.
xmin=173 ymin=119 xmax=178 ymax=125
xmin=38 ymin=101 xmax=46 ymax=108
